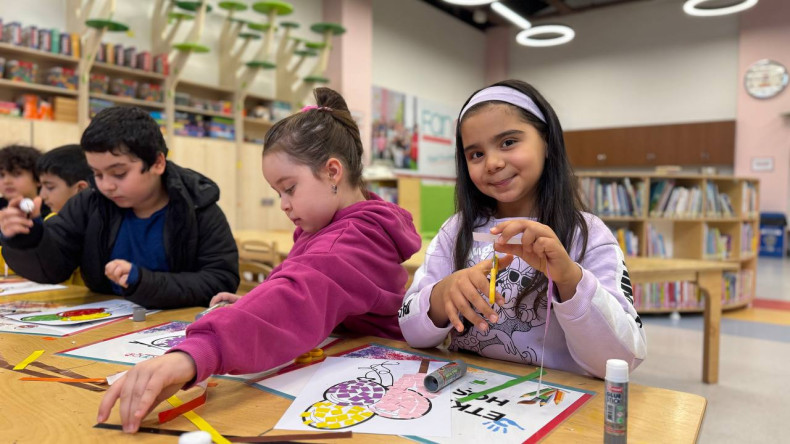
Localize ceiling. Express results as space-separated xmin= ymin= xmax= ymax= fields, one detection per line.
xmin=419 ymin=0 xmax=650 ymax=30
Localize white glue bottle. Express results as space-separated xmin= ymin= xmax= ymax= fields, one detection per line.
xmin=604 ymin=359 xmax=629 ymax=444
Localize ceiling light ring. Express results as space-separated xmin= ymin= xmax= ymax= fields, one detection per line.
xmin=441 ymin=0 xmax=495 ymax=5
xmin=516 ymin=25 xmax=575 ymax=47
xmin=683 ymin=0 xmax=759 ymax=17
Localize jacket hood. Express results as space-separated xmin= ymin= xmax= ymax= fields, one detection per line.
xmin=163 ymin=161 xmax=220 ymax=209
xmin=327 ymin=193 xmax=421 ymax=262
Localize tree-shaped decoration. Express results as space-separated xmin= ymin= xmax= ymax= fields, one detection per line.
xmin=281 ymin=22 xmax=345 ymax=106
xmin=66 ymin=0 xmax=130 ymax=128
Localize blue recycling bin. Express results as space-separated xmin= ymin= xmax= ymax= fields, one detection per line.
xmin=759 ymin=212 xmax=787 ymax=257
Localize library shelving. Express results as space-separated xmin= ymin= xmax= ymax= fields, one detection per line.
xmin=578 ymin=171 xmax=759 ymax=313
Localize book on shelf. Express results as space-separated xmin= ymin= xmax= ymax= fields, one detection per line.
xmin=579 ymin=177 xmax=642 ymax=217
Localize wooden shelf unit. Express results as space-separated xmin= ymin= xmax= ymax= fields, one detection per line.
xmin=91 ymin=92 xmax=165 ymax=109
xmin=578 ymin=171 xmax=759 ymax=313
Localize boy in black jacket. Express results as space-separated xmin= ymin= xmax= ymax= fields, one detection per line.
xmin=0 ymin=106 xmax=239 ymax=309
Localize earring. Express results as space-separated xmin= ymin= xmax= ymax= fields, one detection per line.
xmin=331 ymin=184 xmax=338 ymax=194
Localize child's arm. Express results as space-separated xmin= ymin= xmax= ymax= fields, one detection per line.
xmin=121 ymin=204 xmax=239 ymax=308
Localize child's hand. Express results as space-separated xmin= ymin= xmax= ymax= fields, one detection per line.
xmin=0 ymin=197 xmax=42 ymax=237
xmin=491 ymin=220 xmax=582 ymax=301
xmin=428 ymin=254 xmax=514 ymax=333
xmin=210 ymin=292 xmax=241 ymax=306
xmin=97 ymin=352 xmax=196 ymax=433
xmin=105 ymin=259 xmax=133 ymax=288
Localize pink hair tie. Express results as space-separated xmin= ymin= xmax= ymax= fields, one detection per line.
xmin=301 ymin=105 xmax=319 ymax=112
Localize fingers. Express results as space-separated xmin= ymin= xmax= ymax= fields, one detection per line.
xmin=0 ymin=206 xmax=35 ymax=237
xmin=105 ymin=260 xmax=131 ymax=286
xmin=210 ymin=292 xmax=240 ymax=306
xmin=97 ymin=373 xmax=125 ymax=423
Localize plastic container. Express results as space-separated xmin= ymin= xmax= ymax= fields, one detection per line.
xmin=604 ymin=359 xmax=628 ymax=444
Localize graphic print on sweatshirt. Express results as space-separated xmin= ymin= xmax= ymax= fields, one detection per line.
xmin=450 ymin=246 xmax=545 ymax=365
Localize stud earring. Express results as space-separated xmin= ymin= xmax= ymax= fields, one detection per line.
xmin=331 ymin=184 xmax=338 ymax=194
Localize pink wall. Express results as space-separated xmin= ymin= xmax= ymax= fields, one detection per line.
xmin=735 ymin=0 xmax=790 ymax=214
xmin=324 ymin=0 xmax=373 ymax=165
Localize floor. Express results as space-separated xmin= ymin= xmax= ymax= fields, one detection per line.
xmin=630 ymin=256 xmax=790 ymax=443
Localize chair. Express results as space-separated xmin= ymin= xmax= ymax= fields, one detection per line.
xmin=239 ymin=239 xmax=281 ymax=267
xmin=237 ymin=259 xmax=273 ymax=294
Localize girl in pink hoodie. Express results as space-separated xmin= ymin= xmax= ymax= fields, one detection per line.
xmin=98 ymin=87 xmax=421 ymax=433
xmin=398 ymin=79 xmax=646 ymax=379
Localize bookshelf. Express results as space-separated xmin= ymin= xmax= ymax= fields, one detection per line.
xmin=578 ymin=171 xmax=759 ymax=313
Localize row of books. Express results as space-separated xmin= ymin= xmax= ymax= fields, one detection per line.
xmin=703 ymin=226 xmax=732 ymax=259
xmin=742 ymin=223 xmax=757 ymax=253
xmin=649 ymin=180 xmax=737 ymax=218
xmin=742 ymin=181 xmax=758 ymax=216
xmin=645 ymin=225 xmax=668 ymax=258
xmin=579 ymin=177 xmax=644 ymax=217
xmin=704 ymin=181 xmax=735 ymax=217
xmin=633 ymin=270 xmax=754 ymax=310
xmin=612 ymin=228 xmax=639 ymax=257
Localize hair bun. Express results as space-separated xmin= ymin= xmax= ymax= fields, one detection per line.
xmin=314 ymin=87 xmax=350 ymax=113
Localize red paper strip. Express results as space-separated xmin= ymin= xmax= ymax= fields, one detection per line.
xmin=158 ymin=390 xmax=208 ymax=424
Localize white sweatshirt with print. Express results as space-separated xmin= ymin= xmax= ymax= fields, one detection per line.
xmin=398 ymin=213 xmax=647 ymax=379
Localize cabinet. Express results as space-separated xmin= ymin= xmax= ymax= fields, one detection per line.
xmin=577 ymin=172 xmax=758 ymax=313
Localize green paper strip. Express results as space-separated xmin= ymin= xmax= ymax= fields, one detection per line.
xmin=456 ymin=368 xmax=545 ymax=403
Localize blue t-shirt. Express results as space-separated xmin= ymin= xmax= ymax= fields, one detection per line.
xmin=110 ymin=206 xmax=169 ymax=294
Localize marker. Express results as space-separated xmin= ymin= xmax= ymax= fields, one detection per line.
xmin=194 ymin=301 xmax=230 ymax=320
xmin=423 ymin=360 xmax=467 ymax=392
xmin=489 ymin=253 xmax=498 ymax=305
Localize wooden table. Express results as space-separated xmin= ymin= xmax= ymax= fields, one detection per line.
xmin=626 ymin=257 xmax=739 ymax=384
xmin=1 ymin=287 xmax=706 ymax=443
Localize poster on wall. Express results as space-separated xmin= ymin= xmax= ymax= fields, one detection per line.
xmin=371 ymin=86 xmax=456 ymax=178
xmin=371 ymin=86 xmax=417 ymax=170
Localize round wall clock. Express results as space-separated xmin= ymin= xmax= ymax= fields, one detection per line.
xmin=744 ymin=59 xmax=789 ymax=99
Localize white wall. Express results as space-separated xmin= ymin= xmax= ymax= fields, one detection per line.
xmin=509 ymin=0 xmax=739 ymax=130
xmin=372 ymin=0 xmax=486 ymax=112
xmin=1 ymin=0 xmax=323 ymax=97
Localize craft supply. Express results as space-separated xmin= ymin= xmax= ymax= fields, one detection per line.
xmin=132 ymin=306 xmax=146 ymax=322
xmin=20 ymin=376 xmax=106 ymax=383
xmin=536 ymin=264 xmax=555 ymax=395
xmin=19 ymin=198 xmax=34 ymax=215
xmin=167 ymin=394 xmax=231 ymax=444
xmin=13 ymin=349 xmax=44 ymax=370
xmin=472 ymin=231 xmax=522 ymax=244
xmin=179 ymin=430 xmax=212 ymax=444
xmin=195 ymin=301 xmax=229 ymax=320
xmin=226 ymin=431 xmax=353 ymax=442
xmin=456 ymin=367 xmax=544 ymax=403
xmin=424 ymin=360 xmax=467 ymax=392
xmin=604 ymin=359 xmax=629 ymax=444
xmin=489 ymin=253 xmax=498 ymax=304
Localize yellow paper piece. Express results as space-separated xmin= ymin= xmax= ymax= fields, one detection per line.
xmin=167 ymin=395 xmax=230 ymax=444
xmin=14 ymin=350 xmax=45 ymax=370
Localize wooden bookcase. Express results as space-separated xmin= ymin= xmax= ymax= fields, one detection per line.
xmin=577 ymin=171 xmax=759 ymax=313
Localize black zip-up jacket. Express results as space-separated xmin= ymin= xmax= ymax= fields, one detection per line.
xmin=1 ymin=161 xmax=239 ymax=309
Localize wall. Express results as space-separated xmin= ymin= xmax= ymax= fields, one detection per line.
xmin=371 ymin=0 xmax=486 ymax=113
xmin=508 ymin=0 xmax=739 ymax=131
xmin=0 ymin=0 xmax=323 ymax=97
xmin=734 ymin=0 xmax=790 ymax=214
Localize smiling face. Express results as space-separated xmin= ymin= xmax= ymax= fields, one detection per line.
xmin=262 ymin=151 xmax=339 ymax=233
xmin=85 ymin=150 xmax=168 ymax=217
xmin=461 ymin=104 xmax=546 ymax=218
xmin=0 ymin=168 xmax=39 ymax=201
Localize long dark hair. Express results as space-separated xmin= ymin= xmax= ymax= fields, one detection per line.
xmin=263 ymin=87 xmax=367 ymax=195
xmin=453 ymin=79 xmax=588 ymax=313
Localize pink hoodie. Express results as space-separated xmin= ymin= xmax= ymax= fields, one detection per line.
xmin=170 ymin=194 xmax=421 ymax=383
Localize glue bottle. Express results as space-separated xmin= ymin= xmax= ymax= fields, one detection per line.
xmin=604 ymin=359 xmax=629 ymax=444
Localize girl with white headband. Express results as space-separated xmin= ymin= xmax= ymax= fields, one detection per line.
xmin=399 ymin=79 xmax=646 ymax=379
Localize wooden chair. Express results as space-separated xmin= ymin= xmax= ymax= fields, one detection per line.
xmin=238 ymin=239 xmax=281 ymax=267
xmin=237 ymin=259 xmax=273 ymax=295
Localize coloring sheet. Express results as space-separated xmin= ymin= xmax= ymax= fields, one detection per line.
xmin=270 ymin=344 xmax=593 ymax=443
xmin=0 ymin=280 xmax=67 ymax=296
xmin=275 ymin=357 xmax=452 ymax=437
xmin=5 ymin=299 xmax=143 ymax=325
xmin=0 ymin=300 xmax=148 ymax=337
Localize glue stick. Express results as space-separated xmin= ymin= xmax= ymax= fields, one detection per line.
xmin=424 ymin=360 xmax=467 ymax=392
xmin=604 ymin=359 xmax=629 ymax=444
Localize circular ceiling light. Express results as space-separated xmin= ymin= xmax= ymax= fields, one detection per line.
xmin=683 ymin=0 xmax=758 ymax=17
xmin=516 ymin=25 xmax=575 ymax=47
xmin=441 ymin=0 xmax=495 ymax=5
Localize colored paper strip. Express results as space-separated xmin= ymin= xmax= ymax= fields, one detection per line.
xmin=13 ymin=350 xmax=45 ymax=370
xmin=456 ymin=368 xmax=545 ymax=403
xmin=167 ymin=394 xmax=231 ymax=444
xmin=159 ymin=391 xmax=208 ymax=424
xmin=20 ymin=377 xmax=106 ymax=383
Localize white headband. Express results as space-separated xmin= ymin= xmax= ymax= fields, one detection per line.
xmin=459 ymin=85 xmax=546 ymax=123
